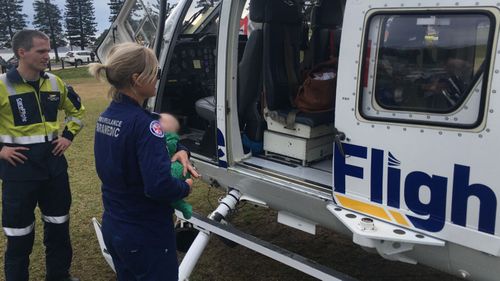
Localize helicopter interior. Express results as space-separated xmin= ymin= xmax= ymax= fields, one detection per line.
xmin=235 ymin=0 xmax=345 ymax=188
xmin=156 ymin=2 xmax=224 ymax=162
xmin=157 ymin=0 xmax=346 ymax=188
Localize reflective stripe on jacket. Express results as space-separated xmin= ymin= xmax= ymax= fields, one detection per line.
xmin=0 ymin=68 xmax=85 ymax=146
xmin=0 ymin=68 xmax=85 ymax=181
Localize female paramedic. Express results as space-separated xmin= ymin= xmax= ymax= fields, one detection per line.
xmin=90 ymin=42 xmax=199 ymax=280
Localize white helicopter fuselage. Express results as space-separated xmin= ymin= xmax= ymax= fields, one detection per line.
xmin=97 ymin=0 xmax=500 ymax=279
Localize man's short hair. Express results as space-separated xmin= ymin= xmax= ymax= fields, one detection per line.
xmin=12 ymin=30 xmax=50 ymax=59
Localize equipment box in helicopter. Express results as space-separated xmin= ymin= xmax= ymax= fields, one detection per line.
xmin=263 ymin=130 xmax=334 ymax=165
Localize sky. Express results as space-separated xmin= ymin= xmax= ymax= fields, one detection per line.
xmin=22 ymin=0 xmax=111 ymax=36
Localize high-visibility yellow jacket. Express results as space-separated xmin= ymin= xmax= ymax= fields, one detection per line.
xmin=0 ymin=68 xmax=85 ymax=180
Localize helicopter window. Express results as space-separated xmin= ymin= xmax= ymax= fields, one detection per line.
xmin=182 ymin=0 xmax=221 ymax=34
xmin=361 ymin=12 xmax=493 ymax=122
xmin=127 ymin=3 xmax=146 ymax=32
xmin=126 ymin=0 xmax=161 ymax=47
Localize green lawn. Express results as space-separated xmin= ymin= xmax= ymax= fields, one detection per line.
xmin=0 ymin=70 xmax=460 ymax=281
xmin=51 ymin=66 xmax=93 ymax=80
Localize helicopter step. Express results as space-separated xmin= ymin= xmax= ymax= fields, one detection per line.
xmin=177 ymin=190 xmax=357 ymax=281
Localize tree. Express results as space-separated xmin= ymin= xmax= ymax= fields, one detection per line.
xmin=33 ymin=0 xmax=66 ymax=61
xmin=94 ymin=28 xmax=109 ymax=47
xmin=65 ymin=0 xmax=98 ymax=50
xmin=108 ymin=0 xmax=124 ymax=23
xmin=145 ymin=0 xmax=161 ymax=24
xmin=0 ymin=0 xmax=28 ymax=48
xmin=146 ymin=0 xmax=176 ymax=23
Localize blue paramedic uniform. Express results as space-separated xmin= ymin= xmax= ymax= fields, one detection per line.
xmin=94 ymin=93 xmax=190 ymax=281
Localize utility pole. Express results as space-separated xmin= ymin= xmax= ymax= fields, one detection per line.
xmin=44 ymin=0 xmax=60 ymax=62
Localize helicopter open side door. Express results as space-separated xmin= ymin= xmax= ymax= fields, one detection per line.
xmin=96 ymin=0 xmax=192 ymax=64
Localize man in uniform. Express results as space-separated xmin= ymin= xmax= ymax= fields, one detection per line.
xmin=0 ymin=30 xmax=85 ymax=281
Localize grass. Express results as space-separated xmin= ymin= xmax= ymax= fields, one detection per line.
xmin=0 ymin=69 xmax=461 ymax=281
xmin=50 ymin=66 xmax=93 ymax=80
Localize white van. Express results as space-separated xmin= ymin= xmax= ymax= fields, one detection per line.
xmin=96 ymin=1 xmax=500 ymax=280
xmin=62 ymin=50 xmax=95 ymax=65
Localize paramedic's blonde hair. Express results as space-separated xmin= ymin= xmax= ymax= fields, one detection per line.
xmin=88 ymin=42 xmax=158 ymax=100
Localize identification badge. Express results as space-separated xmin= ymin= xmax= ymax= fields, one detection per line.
xmin=149 ymin=120 xmax=164 ymax=138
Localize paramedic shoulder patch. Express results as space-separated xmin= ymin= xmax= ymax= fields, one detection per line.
xmin=149 ymin=120 xmax=164 ymax=138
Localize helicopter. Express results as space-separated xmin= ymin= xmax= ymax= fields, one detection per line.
xmin=93 ymin=0 xmax=500 ymax=280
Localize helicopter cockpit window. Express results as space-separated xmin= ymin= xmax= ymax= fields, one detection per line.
xmin=182 ymin=0 xmax=221 ymax=35
xmin=126 ymin=0 xmax=162 ymax=47
xmin=362 ymin=13 xmax=493 ymax=119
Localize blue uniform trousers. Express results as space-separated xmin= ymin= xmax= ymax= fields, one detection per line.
xmin=2 ymin=171 xmax=72 ymax=281
xmin=102 ymin=217 xmax=179 ymax=281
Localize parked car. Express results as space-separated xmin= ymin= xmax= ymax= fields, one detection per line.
xmin=62 ymin=51 xmax=95 ymax=66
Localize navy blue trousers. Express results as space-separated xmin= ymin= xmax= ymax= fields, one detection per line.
xmin=102 ymin=218 xmax=179 ymax=281
xmin=2 ymin=171 xmax=72 ymax=281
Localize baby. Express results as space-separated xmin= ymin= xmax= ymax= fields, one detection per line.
xmin=160 ymin=113 xmax=193 ymax=219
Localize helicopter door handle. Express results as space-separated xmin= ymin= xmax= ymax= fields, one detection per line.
xmin=334 ymin=129 xmax=348 ymax=158
xmin=112 ymin=26 xmax=118 ymax=43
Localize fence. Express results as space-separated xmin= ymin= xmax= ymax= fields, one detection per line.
xmin=0 ymin=56 xmax=95 ymax=74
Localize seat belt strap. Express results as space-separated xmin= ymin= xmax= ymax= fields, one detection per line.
xmin=284 ymin=28 xmax=299 ymax=105
xmin=285 ymin=110 xmax=299 ymax=130
xmin=329 ymin=30 xmax=336 ymax=60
